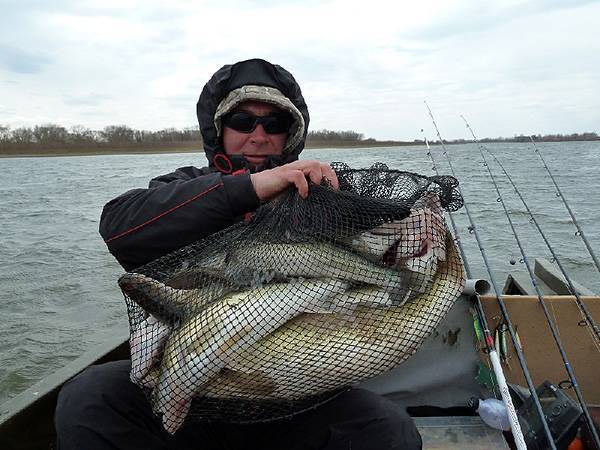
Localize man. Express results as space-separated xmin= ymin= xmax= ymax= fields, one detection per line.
xmin=55 ymin=58 xmax=422 ymax=449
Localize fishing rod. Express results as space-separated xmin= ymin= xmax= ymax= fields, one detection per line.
xmin=422 ymin=132 xmax=513 ymax=418
xmin=421 ymin=133 xmax=471 ymax=276
xmin=481 ymin=143 xmax=600 ymax=345
xmin=424 ymin=100 xmax=555 ymax=450
xmin=529 ymin=136 xmax=600 ymax=274
xmin=461 ymin=116 xmax=600 ymax=450
xmin=422 ymin=131 xmax=494 ymax=360
xmin=425 ymin=111 xmax=527 ymax=450
xmin=422 ymin=130 xmax=499 ymax=389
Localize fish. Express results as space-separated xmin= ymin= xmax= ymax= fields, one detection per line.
xmin=348 ymin=192 xmax=447 ymax=298
xmin=231 ymin=241 xmax=408 ymax=289
xmin=164 ymin=240 xmax=411 ymax=294
xmin=350 ymin=192 xmax=446 ymax=273
xmin=154 ymin=278 xmax=349 ymax=434
xmin=119 ymin=273 xmax=229 ymax=324
xmin=125 ymin=282 xmax=398 ymax=393
xmin=199 ymin=230 xmax=465 ymax=403
xmin=396 ymin=192 xmax=447 ymax=277
xmin=119 ymin=238 xmax=414 ymax=401
xmin=119 ymin=240 xmax=413 ymax=324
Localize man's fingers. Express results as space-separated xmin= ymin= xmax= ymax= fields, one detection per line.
xmin=321 ymin=163 xmax=339 ymax=190
xmin=288 ymin=170 xmax=309 ymax=198
xmin=305 ymin=160 xmax=339 ymax=190
xmin=251 ymin=160 xmax=338 ymax=201
xmin=300 ymin=160 xmax=324 ymax=186
xmin=297 ymin=160 xmax=339 ymax=189
xmin=308 ymin=169 xmax=323 ymax=186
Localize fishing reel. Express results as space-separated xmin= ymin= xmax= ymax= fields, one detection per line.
xmin=509 ymin=381 xmax=583 ymax=450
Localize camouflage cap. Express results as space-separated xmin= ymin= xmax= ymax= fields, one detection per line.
xmin=214 ymin=85 xmax=306 ymax=154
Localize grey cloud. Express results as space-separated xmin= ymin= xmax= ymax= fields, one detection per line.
xmin=0 ymin=1 xmax=74 ymax=75
xmin=0 ymin=45 xmax=52 ymax=74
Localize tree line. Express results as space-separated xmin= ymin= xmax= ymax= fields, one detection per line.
xmin=432 ymin=132 xmax=600 ymax=144
xmin=0 ymin=124 xmax=202 ymax=149
xmin=0 ymin=124 xmax=371 ymax=151
xmin=1 ymin=123 xmax=598 ymax=153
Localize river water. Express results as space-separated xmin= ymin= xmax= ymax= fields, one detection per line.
xmin=1 ymin=142 xmax=598 ymax=405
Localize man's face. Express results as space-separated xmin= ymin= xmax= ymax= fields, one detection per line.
xmin=222 ymin=101 xmax=289 ymax=168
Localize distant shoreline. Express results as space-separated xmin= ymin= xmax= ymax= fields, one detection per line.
xmin=0 ymin=141 xmax=417 ymax=158
xmin=1 ymin=139 xmax=598 ymax=158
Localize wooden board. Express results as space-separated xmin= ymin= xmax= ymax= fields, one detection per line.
xmin=480 ymin=295 xmax=600 ymax=405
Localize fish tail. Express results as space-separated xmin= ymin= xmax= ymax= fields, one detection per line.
xmin=156 ymin=369 xmax=191 ymax=434
xmin=118 ymin=273 xmax=183 ymax=324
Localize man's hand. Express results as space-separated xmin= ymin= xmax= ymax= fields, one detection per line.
xmin=250 ymin=160 xmax=339 ymax=201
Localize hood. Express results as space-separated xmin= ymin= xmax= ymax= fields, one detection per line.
xmin=197 ymin=58 xmax=310 ymax=173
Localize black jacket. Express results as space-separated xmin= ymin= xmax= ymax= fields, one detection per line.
xmin=99 ymin=59 xmax=309 ymax=271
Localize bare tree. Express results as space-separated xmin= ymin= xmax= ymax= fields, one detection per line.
xmin=69 ymin=125 xmax=95 ymax=144
xmin=11 ymin=127 xmax=35 ymax=144
xmin=0 ymin=125 xmax=10 ymax=143
xmin=307 ymin=129 xmax=364 ymax=142
xmin=101 ymin=125 xmax=135 ymax=144
xmin=33 ymin=124 xmax=69 ymax=145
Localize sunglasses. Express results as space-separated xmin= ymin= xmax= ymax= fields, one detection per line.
xmin=222 ymin=111 xmax=292 ymax=134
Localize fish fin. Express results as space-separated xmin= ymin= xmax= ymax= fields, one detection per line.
xmin=133 ymin=364 xmax=161 ymax=389
xmin=162 ymin=397 xmax=192 ymax=434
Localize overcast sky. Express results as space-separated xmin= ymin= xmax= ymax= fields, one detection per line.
xmin=1 ymin=0 xmax=598 ymax=140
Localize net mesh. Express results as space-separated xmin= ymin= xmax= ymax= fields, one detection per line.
xmin=119 ymin=162 xmax=466 ymax=433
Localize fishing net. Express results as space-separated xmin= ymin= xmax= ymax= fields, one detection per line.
xmin=119 ymin=162 xmax=466 ymax=433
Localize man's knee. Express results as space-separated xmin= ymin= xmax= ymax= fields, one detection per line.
xmin=55 ymin=360 xmax=133 ymax=434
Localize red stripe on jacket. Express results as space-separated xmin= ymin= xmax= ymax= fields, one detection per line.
xmin=105 ymin=182 xmax=224 ymax=243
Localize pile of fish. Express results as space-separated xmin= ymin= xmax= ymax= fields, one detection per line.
xmin=119 ymin=192 xmax=465 ymax=434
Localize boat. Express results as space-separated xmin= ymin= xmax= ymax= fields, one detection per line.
xmin=2 ymin=258 xmax=597 ymax=449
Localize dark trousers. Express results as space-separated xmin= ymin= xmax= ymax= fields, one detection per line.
xmin=55 ymin=360 xmax=421 ymax=450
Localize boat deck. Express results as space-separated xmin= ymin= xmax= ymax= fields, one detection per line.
xmin=415 ymin=416 xmax=510 ymax=449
